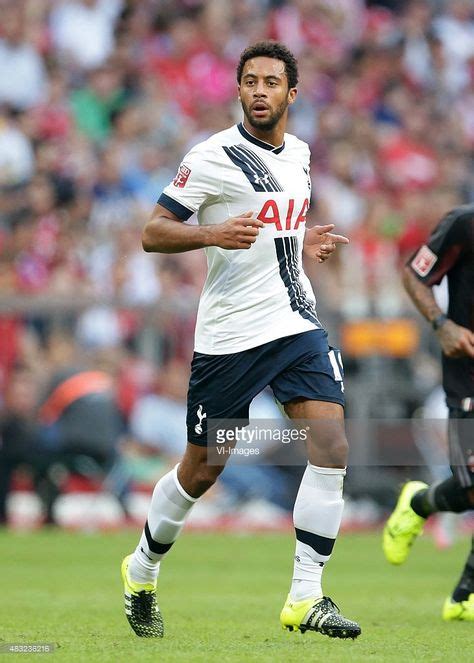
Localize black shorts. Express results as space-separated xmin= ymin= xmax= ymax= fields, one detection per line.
xmin=448 ymin=408 xmax=474 ymax=488
xmin=186 ymin=329 xmax=345 ymax=446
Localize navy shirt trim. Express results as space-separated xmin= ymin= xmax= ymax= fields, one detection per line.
xmin=237 ymin=122 xmax=285 ymax=154
xmin=158 ymin=193 xmax=195 ymax=220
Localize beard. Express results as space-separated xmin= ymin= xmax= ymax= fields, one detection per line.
xmin=242 ymin=98 xmax=288 ymax=131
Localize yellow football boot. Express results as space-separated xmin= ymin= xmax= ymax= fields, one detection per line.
xmin=121 ymin=554 xmax=163 ymax=637
xmin=383 ymin=481 xmax=428 ymax=565
xmin=442 ymin=594 xmax=474 ymax=621
xmin=280 ymin=595 xmax=361 ymax=639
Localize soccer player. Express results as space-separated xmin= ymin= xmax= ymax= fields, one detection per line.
xmin=383 ymin=205 xmax=474 ymax=621
xmin=121 ymin=41 xmax=361 ymax=639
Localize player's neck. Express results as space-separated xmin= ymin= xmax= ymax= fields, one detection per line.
xmin=242 ymin=118 xmax=286 ymax=149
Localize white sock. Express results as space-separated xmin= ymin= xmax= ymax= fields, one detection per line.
xmin=128 ymin=465 xmax=197 ymax=585
xmin=290 ymin=463 xmax=345 ymax=602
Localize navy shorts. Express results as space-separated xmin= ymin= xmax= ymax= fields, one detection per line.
xmin=186 ymin=329 xmax=345 ymax=446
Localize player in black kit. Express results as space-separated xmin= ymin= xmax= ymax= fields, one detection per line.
xmin=383 ymin=205 xmax=474 ymax=621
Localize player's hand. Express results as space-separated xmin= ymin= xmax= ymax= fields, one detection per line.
xmin=437 ymin=320 xmax=474 ymax=358
xmin=209 ymin=212 xmax=264 ymax=250
xmin=303 ymin=224 xmax=349 ymax=263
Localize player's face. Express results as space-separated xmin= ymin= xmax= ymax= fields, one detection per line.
xmin=239 ymin=57 xmax=297 ymax=131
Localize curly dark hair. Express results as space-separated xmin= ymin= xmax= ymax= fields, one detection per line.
xmin=236 ymin=41 xmax=299 ymax=89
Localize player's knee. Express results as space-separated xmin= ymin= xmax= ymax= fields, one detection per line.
xmin=309 ymin=432 xmax=348 ymax=467
xmin=193 ymin=462 xmax=225 ymax=494
xmin=328 ymin=435 xmax=349 ymax=466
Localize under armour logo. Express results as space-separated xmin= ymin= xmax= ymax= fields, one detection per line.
xmin=194 ymin=404 xmax=207 ymax=435
xmin=303 ymin=166 xmax=311 ymax=190
xmin=294 ymin=555 xmax=301 ymax=562
xmin=254 ymin=173 xmax=269 ymax=186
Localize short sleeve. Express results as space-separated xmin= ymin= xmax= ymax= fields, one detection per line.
xmin=304 ymin=144 xmax=312 ymax=198
xmin=158 ymin=143 xmax=222 ymax=221
xmin=407 ymin=208 xmax=466 ymax=286
xmin=304 ymin=144 xmax=311 ymax=170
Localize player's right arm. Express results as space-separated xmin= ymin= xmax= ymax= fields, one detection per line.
xmin=403 ymin=208 xmax=474 ymax=359
xmin=143 ymin=142 xmax=264 ymax=253
xmin=142 ymin=206 xmax=263 ymax=253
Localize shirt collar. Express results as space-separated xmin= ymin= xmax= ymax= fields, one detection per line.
xmin=237 ymin=122 xmax=285 ymax=154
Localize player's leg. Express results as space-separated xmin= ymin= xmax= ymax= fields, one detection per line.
xmin=122 ymin=346 xmax=267 ymax=637
xmin=271 ymin=344 xmax=360 ymax=638
xmin=128 ymin=443 xmax=228 ymax=586
xmin=384 ymin=410 xmax=473 ymax=566
xmin=412 ymin=410 xmax=474 ymax=513
xmin=283 ymin=399 xmax=347 ymax=606
xmin=442 ymin=535 xmax=474 ymax=621
xmin=121 ymin=443 xmax=229 ymax=637
xmin=410 ymin=476 xmax=473 ymax=518
xmin=384 ymin=409 xmax=474 ymax=619
xmin=440 ymin=411 xmax=474 ymax=620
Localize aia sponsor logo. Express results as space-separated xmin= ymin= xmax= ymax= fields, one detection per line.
xmin=257 ymin=198 xmax=309 ymax=231
xmin=411 ymin=245 xmax=437 ymax=277
xmin=173 ymin=164 xmax=191 ymax=188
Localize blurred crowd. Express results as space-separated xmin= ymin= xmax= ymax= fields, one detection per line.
xmin=1 ymin=0 xmax=473 ymax=524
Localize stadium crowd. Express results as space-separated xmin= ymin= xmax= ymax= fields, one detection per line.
xmin=1 ymin=0 xmax=474 ymax=525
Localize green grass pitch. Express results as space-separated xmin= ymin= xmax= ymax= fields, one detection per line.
xmin=0 ymin=529 xmax=471 ymax=662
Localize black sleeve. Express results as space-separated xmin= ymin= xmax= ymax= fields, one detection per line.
xmin=406 ymin=207 xmax=468 ymax=286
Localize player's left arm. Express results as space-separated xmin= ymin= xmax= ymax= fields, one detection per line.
xmin=303 ymin=224 xmax=349 ymax=263
xmin=402 ymin=268 xmax=474 ymax=358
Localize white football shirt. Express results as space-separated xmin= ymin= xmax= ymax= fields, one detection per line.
xmin=159 ymin=122 xmax=321 ymax=354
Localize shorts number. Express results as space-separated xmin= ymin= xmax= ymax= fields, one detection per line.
xmin=328 ymin=350 xmax=344 ymax=392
